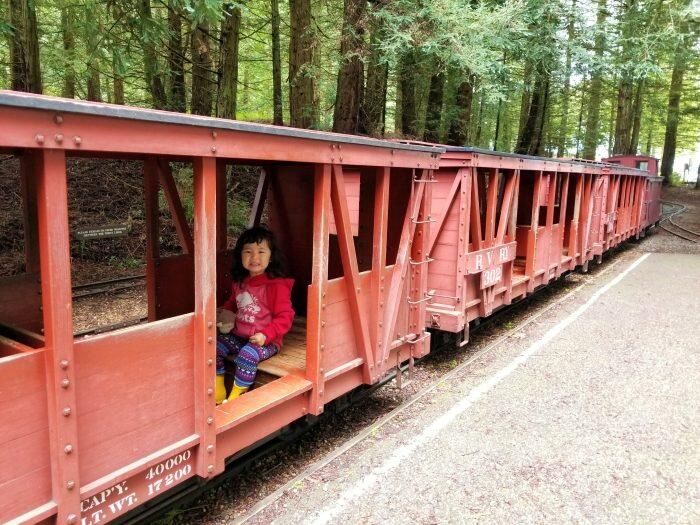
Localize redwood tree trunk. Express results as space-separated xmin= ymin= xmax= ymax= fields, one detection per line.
xmin=10 ymin=0 xmax=42 ymax=93
xmin=582 ymin=0 xmax=607 ymax=159
xmin=398 ymin=50 xmax=417 ymax=137
xmin=271 ymin=0 xmax=283 ymax=125
xmin=139 ymin=0 xmax=167 ymax=109
xmin=218 ymin=3 xmax=242 ymax=119
xmin=86 ymin=15 xmax=102 ymax=102
xmin=556 ymin=0 xmax=576 ymax=157
xmin=168 ymin=0 xmax=186 ymax=112
xmin=660 ymin=31 xmax=689 ymax=183
xmin=423 ymin=65 xmax=445 ymax=143
xmin=191 ymin=22 xmax=214 ymax=116
xmin=333 ymin=0 xmax=365 ymax=134
xmin=289 ymin=0 xmax=318 ymax=128
xmin=358 ymin=7 xmax=388 ymax=136
xmin=446 ymin=72 xmax=474 ymax=146
xmin=61 ymin=5 xmax=75 ymax=97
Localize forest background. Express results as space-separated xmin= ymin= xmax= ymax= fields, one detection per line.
xmin=1 ymin=0 xmax=699 ymax=181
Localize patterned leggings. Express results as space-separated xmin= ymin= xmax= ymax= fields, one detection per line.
xmin=216 ymin=333 xmax=278 ymax=387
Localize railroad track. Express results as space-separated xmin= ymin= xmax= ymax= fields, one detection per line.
xmin=660 ymin=201 xmax=699 ymax=243
xmin=72 ymin=273 xmax=146 ymax=298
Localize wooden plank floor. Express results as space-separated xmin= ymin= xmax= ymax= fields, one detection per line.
xmin=257 ymin=316 xmax=307 ymax=378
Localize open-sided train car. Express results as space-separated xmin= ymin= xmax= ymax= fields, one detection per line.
xmin=0 ymin=91 xmax=441 ymax=524
xmin=424 ymin=146 xmax=655 ymax=339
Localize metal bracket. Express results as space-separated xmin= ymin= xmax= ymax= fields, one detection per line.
xmin=410 ymin=215 xmax=436 ymax=224
xmin=413 ymin=177 xmax=438 ymax=183
xmin=408 ymin=257 xmax=435 ymax=266
xmin=395 ymin=354 xmax=415 ymax=390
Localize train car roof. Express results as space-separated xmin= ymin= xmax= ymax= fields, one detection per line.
xmin=0 ymin=91 xmax=444 ymax=154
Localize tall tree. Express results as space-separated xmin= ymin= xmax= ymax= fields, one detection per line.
xmin=423 ymin=63 xmax=445 ymax=143
xmin=333 ymin=0 xmax=366 ymax=133
xmin=9 ymin=0 xmax=42 ymax=93
xmin=191 ymin=20 xmax=214 ymax=116
xmin=168 ymin=0 xmax=186 ymax=112
xmin=139 ymin=0 xmax=167 ymax=109
xmin=218 ymin=3 xmax=242 ymax=119
xmin=660 ymin=18 xmax=693 ymax=183
xmin=271 ymin=0 xmax=283 ymax=125
xmin=582 ymin=0 xmax=608 ymax=159
xmin=61 ymin=4 xmax=75 ymax=98
xmin=446 ymin=72 xmax=475 ymax=146
xmin=289 ymin=0 xmax=318 ymax=128
xmin=85 ymin=2 xmax=102 ymax=102
xmin=398 ymin=49 xmax=418 ymax=137
xmin=556 ymin=0 xmax=576 ymax=157
xmin=358 ymin=2 xmax=388 ymax=136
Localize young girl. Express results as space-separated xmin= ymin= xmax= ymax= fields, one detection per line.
xmin=215 ymin=227 xmax=294 ymax=403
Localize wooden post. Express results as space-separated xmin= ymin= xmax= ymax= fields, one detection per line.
xmin=330 ymin=164 xmax=374 ymax=383
xmin=36 ymin=149 xmax=81 ymax=523
xmin=371 ymin=167 xmax=389 ymax=372
xmin=144 ymin=158 xmax=160 ymax=321
xmin=307 ymin=164 xmax=331 ymax=415
xmin=193 ymin=156 xmax=219 ymax=477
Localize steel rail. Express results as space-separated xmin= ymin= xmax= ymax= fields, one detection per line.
xmin=660 ymin=201 xmax=699 ymax=243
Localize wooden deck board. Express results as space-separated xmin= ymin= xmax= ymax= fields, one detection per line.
xmin=257 ymin=317 xmax=307 ymax=377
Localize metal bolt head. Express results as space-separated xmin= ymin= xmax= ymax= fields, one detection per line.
xmin=207 ymin=321 xmax=213 ymax=328
xmin=211 ymin=145 xmax=217 ymax=153
xmin=55 ymin=133 xmax=63 ymax=143
xmin=207 ymin=359 xmax=213 ymax=366
xmin=207 ymin=445 xmax=214 ymax=453
xmin=61 ymin=378 xmax=70 ymax=389
xmin=64 ymin=444 xmax=73 ymax=454
xmin=207 ymin=337 xmax=213 ymax=343
xmin=66 ymin=480 xmax=75 ymax=490
xmin=207 ymin=388 xmax=214 ymax=396
xmin=63 ymin=407 xmax=72 ymax=417
xmin=207 ymin=416 xmax=214 ymax=424
xmin=67 ymin=514 xmax=77 ymax=524
xmin=211 ymin=130 xmax=217 ymax=139
xmin=73 ymin=136 xmax=82 ymax=145
xmin=54 ymin=114 xmax=63 ymax=124
xmin=59 ymin=359 xmax=69 ymax=369
xmin=207 ymin=464 xmax=214 ymax=473
xmin=35 ymin=134 xmax=44 ymax=144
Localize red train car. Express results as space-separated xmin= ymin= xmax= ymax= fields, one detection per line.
xmin=0 ymin=92 xmax=664 ymax=525
xmin=425 ymin=147 xmax=655 ymax=338
xmin=0 ymin=92 xmax=440 ymax=524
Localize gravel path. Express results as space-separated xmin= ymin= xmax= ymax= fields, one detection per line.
xmin=239 ymin=251 xmax=699 ymax=525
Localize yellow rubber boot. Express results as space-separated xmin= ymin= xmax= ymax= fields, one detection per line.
xmin=215 ymin=375 xmax=227 ymax=404
xmin=227 ymin=383 xmax=249 ymax=401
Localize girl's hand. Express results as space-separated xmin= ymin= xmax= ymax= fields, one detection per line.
xmin=249 ymin=333 xmax=266 ymax=346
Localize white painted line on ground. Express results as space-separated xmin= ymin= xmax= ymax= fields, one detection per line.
xmin=309 ymin=252 xmax=651 ymax=525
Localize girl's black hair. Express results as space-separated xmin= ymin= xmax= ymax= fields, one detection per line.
xmin=231 ymin=226 xmax=287 ymax=282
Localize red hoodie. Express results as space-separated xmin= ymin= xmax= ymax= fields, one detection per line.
xmin=220 ymin=273 xmax=295 ymax=348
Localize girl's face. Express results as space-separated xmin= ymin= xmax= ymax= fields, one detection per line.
xmin=241 ymin=240 xmax=271 ymax=277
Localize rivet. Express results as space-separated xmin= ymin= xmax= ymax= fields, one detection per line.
xmin=322 ymin=303 xmax=326 ymax=309
xmin=302 ymin=407 xmax=307 ymax=414
xmin=207 ymin=445 xmax=214 ymax=453
xmin=320 ymin=345 xmax=325 ymax=351
xmin=63 ymin=407 xmax=71 ymax=416
xmin=73 ymin=136 xmax=81 ymax=145
xmin=320 ymin=368 xmax=324 ymax=373
xmin=67 ymin=514 xmax=77 ymax=524
xmin=64 ymin=444 xmax=73 ymax=454
xmin=54 ymin=133 xmax=63 ymax=143
xmin=207 ymin=359 xmax=213 ymax=366
xmin=207 ymin=464 xmax=214 ymax=472
xmin=54 ymin=114 xmax=63 ymax=124
xmin=321 ymin=321 xmax=325 ymax=327
xmin=35 ymin=134 xmax=44 ymax=144
xmin=66 ymin=480 xmax=75 ymax=490
xmin=356 ymin=287 xmax=360 ymax=293
xmin=61 ymin=378 xmax=70 ymax=388
xmin=207 ymin=337 xmax=213 ymax=343
xmin=59 ymin=359 xmax=69 ymax=369
xmin=207 ymin=321 xmax=213 ymax=328
xmin=207 ymin=416 xmax=214 ymax=424
xmin=207 ymin=388 xmax=214 ymax=396
xmin=211 ymin=146 xmax=217 ymax=153
xmin=211 ymin=131 xmax=217 ymax=139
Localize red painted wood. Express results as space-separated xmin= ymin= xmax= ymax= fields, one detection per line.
xmin=330 ymin=165 xmax=374 ymax=382
xmin=0 ymin=103 xmax=439 ymax=169
xmin=307 ymin=164 xmax=331 ymax=414
xmin=0 ymin=273 xmax=43 ymax=334
xmin=371 ymin=167 xmax=390 ymax=371
xmin=193 ymin=156 xmax=219 ymax=478
xmin=36 ymin=149 xmax=82 ymax=522
xmin=158 ymin=159 xmax=195 ymax=254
